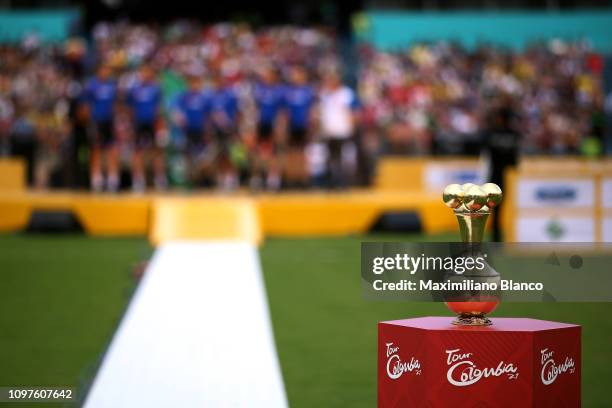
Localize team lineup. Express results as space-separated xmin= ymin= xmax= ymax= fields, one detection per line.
xmin=83 ymin=63 xmax=359 ymax=192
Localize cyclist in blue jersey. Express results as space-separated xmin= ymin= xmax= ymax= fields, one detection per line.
xmin=175 ymin=75 xmax=212 ymax=186
xmin=209 ymin=74 xmax=241 ymax=189
xmin=126 ymin=65 xmax=166 ymax=191
xmin=83 ymin=65 xmax=118 ymax=192
xmin=252 ymin=66 xmax=284 ymax=190
xmin=282 ymin=66 xmax=316 ymax=187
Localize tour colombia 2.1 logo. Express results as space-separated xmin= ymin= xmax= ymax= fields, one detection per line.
xmin=445 ymin=349 xmax=519 ymax=386
xmin=540 ymin=347 xmax=576 ymax=386
xmin=385 ymin=342 xmax=421 ymax=379
xmin=385 ymin=341 xmax=576 ymax=387
xmin=385 ymin=341 xmax=520 ymax=386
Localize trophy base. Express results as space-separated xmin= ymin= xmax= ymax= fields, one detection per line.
xmin=452 ymin=313 xmax=492 ymax=326
xmin=379 ymin=317 xmax=581 ymax=406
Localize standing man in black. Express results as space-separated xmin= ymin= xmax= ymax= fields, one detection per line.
xmin=483 ymin=103 xmax=520 ymax=242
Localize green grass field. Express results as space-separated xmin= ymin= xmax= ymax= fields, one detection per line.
xmin=0 ymin=234 xmax=611 ymax=407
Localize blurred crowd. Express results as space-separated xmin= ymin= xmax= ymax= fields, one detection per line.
xmin=0 ymin=20 xmax=607 ymax=191
xmin=359 ymin=40 xmax=605 ymax=156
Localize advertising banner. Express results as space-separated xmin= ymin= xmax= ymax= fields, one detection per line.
xmin=517 ymin=179 xmax=595 ymax=209
xmin=516 ymin=216 xmax=595 ymax=242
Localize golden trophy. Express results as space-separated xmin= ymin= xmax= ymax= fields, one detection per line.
xmin=442 ymin=183 xmax=502 ymax=326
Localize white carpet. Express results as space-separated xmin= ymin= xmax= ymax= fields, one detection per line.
xmin=84 ymin=241 xmax=287 ymax=408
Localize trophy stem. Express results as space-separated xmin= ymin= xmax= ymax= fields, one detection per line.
xmin=449 ymin=211 xmax=496 ymax=326
xmin=455 ymin=211 xmax=489 ymax=243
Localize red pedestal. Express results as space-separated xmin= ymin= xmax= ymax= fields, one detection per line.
xmin=378 ymin=317 xmax=580 ymax=408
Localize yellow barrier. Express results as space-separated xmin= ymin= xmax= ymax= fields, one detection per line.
xmin=374 ymin=157 xmax=482 ymax=191
xmin=258 ymin=191 xmax=454 ymax=235
xmin=0 ymin=158 xmax=26 ymax=191
xmin=0 ymin=192 xmax=149 ymax=235
xmin=0 ymin=190 xmax=456 ymax=238
xmin=73 ymin=196 xmax=149 ymax=235
xmin=150 ymin=197 xmax=262 ymax=246
xmin=374 ymin=158 xmax=429 ymax=190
